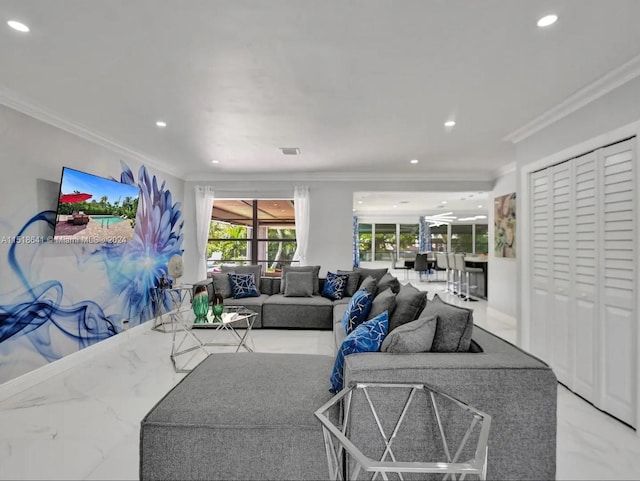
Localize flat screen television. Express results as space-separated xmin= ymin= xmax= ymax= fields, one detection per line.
xmin=53 ymin=167 xmax=140 ymax=244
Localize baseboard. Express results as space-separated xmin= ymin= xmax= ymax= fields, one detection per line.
xmin=485 ymin=306 xmax=517 ymax=326
xmin=0 ymin=320 xmax=152 ymax=403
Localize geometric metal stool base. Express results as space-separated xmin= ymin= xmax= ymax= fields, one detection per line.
xmin=315 ymin=382 xmax=491 ymax=480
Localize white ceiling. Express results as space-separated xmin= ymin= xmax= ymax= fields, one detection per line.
xmin=2 ymin=1 xmax=640 ymax=185
xmin=354 ymin=190 xmax=489 ymax=218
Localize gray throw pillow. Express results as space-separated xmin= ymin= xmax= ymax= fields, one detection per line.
xmin=423 ymin=294 xmax=474 ymax=352
xmin=222 ymin=264 xmax=262 ymax=291
xmin=377 ymin=272 xmax=401 ymax=295
xmin=354 ymin=267 xmax=389 ymax=286
xmin=359 ymin=275 xmax=378 ymax=295
xmin=336 ymin=270 xmax=362 ymax=297
xmin=283 ymin=271 xmax=315 ymax=297
xmin=381 ymin=314 xmax=438 ymax=353
xmin=280 ymin=265 xmax=321 ymax=295
xmin=367 ymin=287 xmax=397 ymax=320
xmin=211 ymin=272 xmax=233 ymax=299
xmin=388 ymin=283 xmax=428 ymax=333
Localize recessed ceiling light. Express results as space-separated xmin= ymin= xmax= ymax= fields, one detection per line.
xmin=156 ymin=121 xmax=167 ymax=127
xmin=444 ymin=120 xmax=456 ymax=127
xmin=410 ymin=159 xmax=419 ymax=164
xmin=393 ymin=205 xmax=398 ymax=208
xmin=357 ymin=200 xmax=363 ymax=205
xmin=211 ymin=160 xmax=219 ymax=164
xmin=441 ymin=201 xmax=447 ymax=205
xmin=537 ymin=14 xmax=557 ymax=27
xmin=352 ymin=208 xmax=356 ymax=212
xmin=477 ymin=204 xmax=483 ymax=208
xmin=7 ymin=20 xmax=29 ymax=32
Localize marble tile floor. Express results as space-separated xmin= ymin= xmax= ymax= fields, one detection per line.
xmin=0 ymin=285 xmax=639 ymax=480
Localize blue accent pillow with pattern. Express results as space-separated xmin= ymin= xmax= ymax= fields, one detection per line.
xmin=322 ymin=271 xmax=349 ymax=300
xmin=341 ymin=288 xmax=373 ymax=334
xmin=228 ymin=273 xmax=261 ymax=299
xmin=330 ymin=311 xmax=389 ymax=393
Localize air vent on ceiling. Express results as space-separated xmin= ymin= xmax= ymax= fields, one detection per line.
xmin=280 ymin=147 xmax=300 ymax=155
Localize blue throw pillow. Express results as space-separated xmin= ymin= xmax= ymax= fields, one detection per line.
xmin=228 ymin=273 xmax=261 ymax=299
xmin=330 ymin=311 xmax=389 ymax=393
xmin=322 ymin=271 xmax=349 ymax=300
xmin=341 ymin=288 xmax=373 ymax=334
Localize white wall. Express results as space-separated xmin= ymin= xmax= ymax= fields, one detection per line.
xmin=487 ymin=169 xmax=517 ymax=319
xmin=513 ymin=75 xmax=640 ymax=346
xmin=0 ymin=105 xmax=184 ymax=383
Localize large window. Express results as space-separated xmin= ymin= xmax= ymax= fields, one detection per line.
xmin=451 ymin=224 xmax=473 ymax=253
xmin=358 ymin=223 xmax=372 ymax=262
xmin=374 ymin=223 xmax=396 ymax=261
xmin=207 ymin=200 xmax=296 ymax=275
xmin=430 ymin=225 xmax=448 ymax=252
xmin=475 ymin=224 xmax=489 ymax=254
xmin=399 ymin=224 xmax=419 ymax=257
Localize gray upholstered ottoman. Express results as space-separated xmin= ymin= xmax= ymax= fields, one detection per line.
xmin=140 ymin=353 xmax=335 ymax=480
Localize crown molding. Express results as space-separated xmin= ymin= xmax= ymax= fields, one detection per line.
xmin=494 ymin=161 xmax=516 ymax=179
xmin=0 ymin=84 xmax=184 ymax=179
xmin=504 ymin=53 xmax=640 ymax=144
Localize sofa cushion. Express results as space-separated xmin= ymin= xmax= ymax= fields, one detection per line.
xmin=388 ymin=283 xmax=428 ymax=333
xmin=222 ymin=264 xmax=262 ymax=285
xmin=376 ymin=272 xmax=401 ymax=295
xmin=354 ymin=267 xmax=389 ymax=286
xmin=330 ymin=311 xmax=389 ymax=393
xmin=280 ymin=265 xmax=321 ymax=295
xmin=367 ymin=287 xmax=397 ymax=320
xmin=211 ymin=272 xmax=233 ymax=299
xmin=381 ymin=314 xmax=438 ymax=353
xmin=322 ymin=271 xmax=349 ymax=301
xmin=228 ymin=273 xmax=261 ymax=299
xmin=341 ymin=288 xmax=373 ymax=334
xmin=359 ymin=275 xmax=378 ymax=295
xmin=336 ymin=270 xmax=362 ymax=297
xmin=423 ymin=294 xmax=474 ymax=352
xmin=283 ymin=271 xmax=315 ymax=297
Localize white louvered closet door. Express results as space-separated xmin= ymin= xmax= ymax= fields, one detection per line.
xmin=572 ymin=152 xmax=599 ymax=401
xmin=549 ymin=161 xmax=574 ymax=387
xmin=530 ymin=169 xmax=552 ymax=361
xmin=599 ymin=139 xmax=636 ymax=425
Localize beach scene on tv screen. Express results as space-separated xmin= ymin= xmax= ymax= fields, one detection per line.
xmin=53 ymin=168 xmax=140 ymax=244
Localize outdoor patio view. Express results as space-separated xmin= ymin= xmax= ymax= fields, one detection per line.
xmin=207 ymin=199 xmax=296 ymax=275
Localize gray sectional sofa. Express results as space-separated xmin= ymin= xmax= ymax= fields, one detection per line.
xmin=144 ymin=267 xmax=558 ymax=480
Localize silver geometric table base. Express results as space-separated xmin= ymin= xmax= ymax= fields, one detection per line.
xmin=315 ymin=382 xmax=492 ymax=480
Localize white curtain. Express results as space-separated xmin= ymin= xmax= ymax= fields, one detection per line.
xmin=292 ymin=185 xmax=310 ymax=266
xmin=194 ymin=185 xmax=215 ymax=280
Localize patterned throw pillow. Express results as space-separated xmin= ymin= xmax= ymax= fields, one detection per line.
xmin=330 ymin=311 xmax=389 ymax=393
xmin=228 ymin=273 xmax=261 ymax=299
xmin=341 ymin=288 xmax=373 ymax=334
xmin=322 ymin=271 xmax=349 ymax=300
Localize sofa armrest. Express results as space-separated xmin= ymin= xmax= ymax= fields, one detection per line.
xmin=341 ymin=329 xmax=557 ymax=480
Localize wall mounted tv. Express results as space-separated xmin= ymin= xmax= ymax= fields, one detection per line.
xmin=53 ymin=167 xmax=140 ymax=244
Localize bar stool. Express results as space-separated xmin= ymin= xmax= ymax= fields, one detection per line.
xmin=435 ymin=252 xmax=451 ymax=290
xmin=447 ymin=252 xmax=458 ymax=294
xmin=454 ymin=253 xmax=483 ymax=301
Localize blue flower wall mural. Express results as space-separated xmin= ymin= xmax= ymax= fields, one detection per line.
xmin=0 ymin=162 xmax=183 ymax=383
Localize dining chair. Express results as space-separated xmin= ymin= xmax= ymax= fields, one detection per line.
xmin=391 ymin=251 xmax=410 ymax=280
xmin=413 ymin=253 xmax=429 ymax=282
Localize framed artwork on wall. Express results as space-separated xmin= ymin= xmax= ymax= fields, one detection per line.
xmin=494 ymin=192 xmax=516 ymax=258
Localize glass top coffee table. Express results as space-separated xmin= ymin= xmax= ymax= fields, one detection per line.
xmin=170 ymin=305 xmax=258 ymax=372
